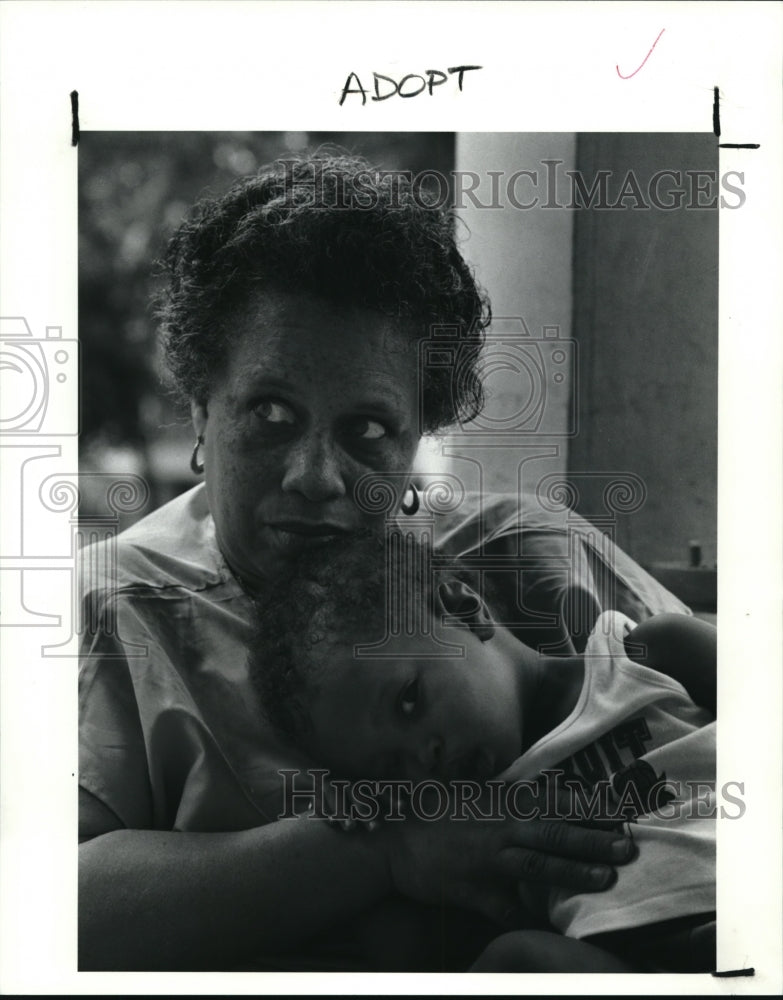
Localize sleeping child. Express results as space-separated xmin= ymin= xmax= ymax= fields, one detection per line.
xmin=248 ymin=532 xmax=717 ymax=973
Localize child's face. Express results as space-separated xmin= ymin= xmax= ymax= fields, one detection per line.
xmin=307 ymin=625 xmax=522 ymax=783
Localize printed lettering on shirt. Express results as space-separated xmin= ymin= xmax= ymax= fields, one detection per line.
xmin=557 ymin=717 xmax=676 ymax=821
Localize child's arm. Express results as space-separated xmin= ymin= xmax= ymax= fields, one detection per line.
xmin=624 ymin=614 xmax=716 ymax=715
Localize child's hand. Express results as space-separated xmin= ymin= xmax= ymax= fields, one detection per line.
xmin=625 ymin=613 xmax=716 ymax=714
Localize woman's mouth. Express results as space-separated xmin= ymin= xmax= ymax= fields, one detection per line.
xmin=261 ymin=521 xmax=353 ymax=551
xmin=268 ymin=521 xmax=352 ymax=537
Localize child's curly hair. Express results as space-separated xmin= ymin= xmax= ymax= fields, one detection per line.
xmin=156 ymin=152 xmax=491 ymax=432
xmin=247 ymin=530 xmax=493 ymax=754
xmin=248 ymin=532 xmax=392 ymax=752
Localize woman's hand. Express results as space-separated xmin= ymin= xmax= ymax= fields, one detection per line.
xmin=379 ymin=792 xmax=634 ymax=927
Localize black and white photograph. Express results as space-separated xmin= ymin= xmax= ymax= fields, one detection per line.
xmin=0 ymin=2 xmax=781 ymax=994
xmin=76 ymin=130 xmax=721 ymax=975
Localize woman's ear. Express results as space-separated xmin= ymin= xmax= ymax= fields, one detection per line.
xmin=191 ymin=400 xmax=208 ymax=439
xmin=437 ymin=579 xmax=496 ymax=642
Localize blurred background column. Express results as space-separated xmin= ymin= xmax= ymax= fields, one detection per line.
xmin=569 ymin=133 xmax=718 ymax=571
xmin=443 ymin=133 xmax=578 ymax=497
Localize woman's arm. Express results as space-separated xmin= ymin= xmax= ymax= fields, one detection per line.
xmin=79 ymin=787 xmax=633 ymax=970
xmin=624 ymin=613 xmax=717 ymax=714
xmin=79 ymin=809 xmax=389 ymax=971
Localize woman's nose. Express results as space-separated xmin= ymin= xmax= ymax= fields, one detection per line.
xmin=280 ymin=433 xmax=347 ymax=502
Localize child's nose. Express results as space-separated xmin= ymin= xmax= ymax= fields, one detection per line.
xmin=414 ymin=735 xmax=444 ymax=777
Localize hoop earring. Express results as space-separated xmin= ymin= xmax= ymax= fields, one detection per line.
xmin=401 ymin=483 xmax=420 ymax=516
xmin=190 ymin=435 xmax=205 ymax=475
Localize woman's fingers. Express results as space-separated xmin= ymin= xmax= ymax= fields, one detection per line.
xmin=500 ymin=846 xmax=617 ymax=892
xmin=383 ymin=806 xmax=637 ymax=919
xmin=497 ymin=821 xmax=636 ymax=893
xmin=503 ymin=815 xmax=635 ymax=865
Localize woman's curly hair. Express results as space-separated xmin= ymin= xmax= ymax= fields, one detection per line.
xmin=156 ymin=152 xmax=491 ymax=433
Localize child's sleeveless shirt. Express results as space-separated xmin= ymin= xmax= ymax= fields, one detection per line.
xmin=500 ymin=610 xmax=716 ymax=938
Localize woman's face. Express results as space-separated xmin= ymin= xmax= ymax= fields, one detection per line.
xmin=192 ymin=290 xmax=421 ymax=586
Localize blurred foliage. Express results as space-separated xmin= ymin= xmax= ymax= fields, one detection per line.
xmin=78 ymin=131 xmax=455 ymax=478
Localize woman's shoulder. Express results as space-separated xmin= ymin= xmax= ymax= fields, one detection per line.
xmin=81 ymin=484 xmax=230 ymax=597
xmin=431 ymin=490 xmax=569 ymax=552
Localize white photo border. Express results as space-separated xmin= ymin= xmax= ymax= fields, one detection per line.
xmin=0 ymin=0 xmax=781 ymax=994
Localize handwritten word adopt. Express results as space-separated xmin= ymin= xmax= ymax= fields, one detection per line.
xmin=339 ymin=66 xmax=482 ymax=106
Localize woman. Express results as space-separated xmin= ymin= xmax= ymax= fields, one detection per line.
xmin=79 ymin=154 xmax=675 ymax=971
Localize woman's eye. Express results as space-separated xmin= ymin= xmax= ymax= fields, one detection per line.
xmin=254 ymin=399 xmax=296 ymax=425
xmin=353 ymin=418 xmax=387 ymax=441
xmin=398 ymin=678 xmax=419 ymax=717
